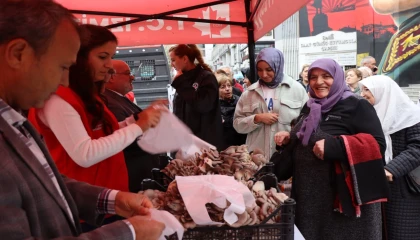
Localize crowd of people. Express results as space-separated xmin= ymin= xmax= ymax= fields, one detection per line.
xmin=0 ymin=1 xmax=419 ymax=240
xmin=170 ymin=45 xmax=420 ymax=240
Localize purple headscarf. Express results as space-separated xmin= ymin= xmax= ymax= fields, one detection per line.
xmin=296 ymin=58 xmax=353 ymax=145
xmin=255 ymin=48 xmax=284 ymax=89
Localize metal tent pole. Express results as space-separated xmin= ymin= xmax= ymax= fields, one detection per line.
xmin=245 ymin=0 xmax=256 ymax=82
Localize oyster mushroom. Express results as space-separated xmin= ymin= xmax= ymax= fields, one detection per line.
xmin=234 ymin=170 xmax=245 ymax=181
xmin=260 ymin=202 xmax=270 ymax=217
xmin=252 ymin=181 xmax=265 ymax=193
xmin=236 ymin=145 xmax=249 ymax=153
xmin=183 ymin=221 xmax=197 ymax=229
xmin=209 ymin=148 xmax=220 ymax=158
xmin=251 ymin=153 xmax=267 ymax=166
xmin=223 ymin=156 xmax=239 ymax=165
xmin=221 ymin=146 xmax=237 ymax=155
xmin=228 ymin=211 xmax=249 ymax=228
xmin=248 ymin=211 xmax=259 ymax=225
xmin=251 ymin=148 xmax=264 ymax=155
xmin=269 ymin=188 xmax=289 ymax=204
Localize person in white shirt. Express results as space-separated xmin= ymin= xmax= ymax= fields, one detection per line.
xmin=27 ymin=24 xmax=165 ymax=231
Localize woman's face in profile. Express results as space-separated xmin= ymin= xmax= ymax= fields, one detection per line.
xmin=301 ymin=67 xmax=309 ymax=81
xmin=257 ymin=61 xmax=275 ymax=83
xmin=361 ymin=86 xmax=376 ymax=105
xmin=88 ymin=41 xmax=117 ymax=82
xmin=243 ymin=77 xmax=251 ymax=87
xmin=346 ymin=70 xmax=361 ymax=86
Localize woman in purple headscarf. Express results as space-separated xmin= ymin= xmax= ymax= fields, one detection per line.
xmin=233 ymin=48 xmax=308 ymax=158
xmin=273 ymin=59 xmax=387 ymax=240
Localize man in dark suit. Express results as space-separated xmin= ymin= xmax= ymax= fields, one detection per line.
xmin=0 ymin=1 xmax=164 ymax=239
xmin=104 ymin=60 xmax=162 ymax=193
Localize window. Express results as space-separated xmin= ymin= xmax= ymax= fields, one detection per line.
xmin=137 ymin=60 xmax=156 ymax=80
xmin=344 ymin=65 xmax=356 ymax=70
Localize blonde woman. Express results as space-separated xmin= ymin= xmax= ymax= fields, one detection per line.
xmin=345 ymin=68 xmax=363 ymax=95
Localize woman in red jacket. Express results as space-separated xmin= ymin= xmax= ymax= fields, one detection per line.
xmin=28 ymin=25 xmax=162 ymax=194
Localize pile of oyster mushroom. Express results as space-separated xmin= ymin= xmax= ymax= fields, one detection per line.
xmin=141 ymin=145 xmax=289 ymax=229
xmin=140 ymin=180 xmax=289 ymax=229
xmin=161 ymin=145 xmax=268 ymax=185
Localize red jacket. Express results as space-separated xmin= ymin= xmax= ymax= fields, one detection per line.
xmin=28 ymin=86 xmax=129 ymax=192
xmin=234 ymin=81 xmax=244 ymax=92
xmin=125 ymin=91 xmax=135 ymax=102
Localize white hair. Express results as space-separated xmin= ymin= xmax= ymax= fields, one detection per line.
xmin=358 ymin=66 xmax=373 ymax=78
xmin=360 ymin=56 xmax=375 ymax=66
xmin=219 ymin=66 xmax=233 ymax=78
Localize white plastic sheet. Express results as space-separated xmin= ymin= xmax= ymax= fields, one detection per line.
xmin=175 ymin=175 xmax=256 ymax=225
xmin=137 ymin=111 xmax=193 ymax=154
xmin=150 ymin=209 xmax=184 ymax=240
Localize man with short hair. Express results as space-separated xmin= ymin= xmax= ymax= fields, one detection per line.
xmin=0 ymin=1 xmax=163 ymax=239
xmin=104 ymin=60 xmax=161 ymax=193
xmin=360 ymin=56 xmax=377 ymax=74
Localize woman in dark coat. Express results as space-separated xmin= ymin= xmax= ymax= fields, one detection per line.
xmin=169 ymin=44 xmax=223 ymax=150
xmin=360 ymin=75 xmax=420 ymax=240
xmin=215 ymin=72 xmax=246 ymax=150
xmin=273 ymin=59 xmax=388 ymax=240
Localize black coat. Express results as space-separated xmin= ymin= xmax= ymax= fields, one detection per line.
xmin=232 ymin=86 xmax=242 ymax=97
xmin=220 ymin=95 xmax=246 ymax=150
xmin=172 ymin=66 xmax=224 ymax=150
xmin=296 ymin=78 xmax=309 ymax=92
xmin=384 ymin=123 xmax=420 ymax=240
xmin=274 ymin=96 xmax=386 ymax=240
xmin=103 ymin=89 xmax=161 ymax=193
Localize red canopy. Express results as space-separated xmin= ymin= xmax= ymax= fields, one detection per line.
xmin=56 ymin=0 xmax=310 ymax=46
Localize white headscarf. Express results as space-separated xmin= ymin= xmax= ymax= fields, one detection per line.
xmin=359 ymin=75 xmax=420 ymax=163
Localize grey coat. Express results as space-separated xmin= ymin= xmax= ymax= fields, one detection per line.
xmin=384 ymin=123 xmax=420 ymax=240
xmin=0 ymin=115 xmax=132 ymax=239
xmin=233 ymin=75 xmax=308 ymax=158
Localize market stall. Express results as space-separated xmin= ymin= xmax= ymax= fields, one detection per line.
xmin=53 ymin=1 xmax=312 ymax=238
xmin=141 ymin=144 xmax=298 ymax=240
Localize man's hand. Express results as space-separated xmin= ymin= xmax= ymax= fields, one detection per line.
xmin=254 ymin=113 xmax=279 ymax=125
xmin=274 ymin=131 xmax=290 ymax=146
xmin=313 ymin=139 xmax=325 ymax=160
xmin=127 ymin=215 xmax=165 ymax=240
xmin=115 ymin=192 xmax=153 ymax=218
xmin=135 ymin=106 xmax=163 ymax=131
xmin=385 ymin=169 xmax=393 ymax=182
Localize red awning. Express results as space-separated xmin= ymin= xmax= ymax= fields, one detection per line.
xmin=56 ymin=0 xmax=310 ymax=46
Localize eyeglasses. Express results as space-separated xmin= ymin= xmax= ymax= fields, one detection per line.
xmin=115 ymin=72 xmax=134 ymax=77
